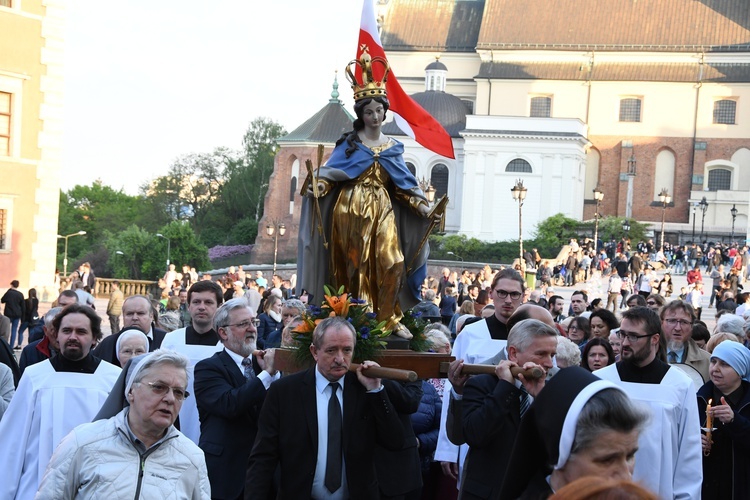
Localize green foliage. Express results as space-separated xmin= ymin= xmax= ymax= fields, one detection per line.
xmin=57 ymin=181 xmax=155 ymax=272
xmin=533 ymin=213 xmax=583 ymax=255
xmin=104 ymin=222 xmax=208 ymax=280
xmin=596 ymin=216 xmax=649 ymax=244
xmin=428 ymin=234 xmax=525 ymax=264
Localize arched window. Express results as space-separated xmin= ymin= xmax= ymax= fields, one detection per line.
xmin=406 ymin=162 xmax=417 ymax=177
xmin=530 ymin=96 xmax=551 ymax=118
xmin=707 ymin=168 xmax=732 ymax=191
xmin=431 ymin=164 xmax=449 ymax=198
xmin=584 ymin=149 xmax=600 ymax=200
xmin=653 ymin=150 xmax=675 ymax=201
xmin=505 ymin=158 xmax=532 ymax=173
xmin=290 ymin=158 xmax=300 ymax=214
xmin=713 ymin=100 xmax=737 ymax=125
xmin=289 ymin=177 xmax=297 ymax=201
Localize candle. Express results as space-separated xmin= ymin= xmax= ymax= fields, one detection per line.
xmin=704 ymin=398 xmax=713 ymax=456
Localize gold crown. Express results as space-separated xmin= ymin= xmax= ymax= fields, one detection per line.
xmin=345 ymin=45 xmax=390 ymax=101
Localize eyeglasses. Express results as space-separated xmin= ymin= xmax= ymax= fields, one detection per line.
xmin=119 ymin=348 xmax=147 ymax=356
xmin=222 ymin=319 xmax=260 ymax=329
xmin=137 ymin=381 xmax=189 ymax=401
xmin=664 ymin=318 xmax=692 ymax=328
xmin=568 ymin=326 xmax=579 ymax=332
xmin=617 ymin=331 xmax=656 ymax=343
xmin=646 ymin=301 xmax=657 ymax=306
xmin=494 ymin=289 xmax=522 ymax=300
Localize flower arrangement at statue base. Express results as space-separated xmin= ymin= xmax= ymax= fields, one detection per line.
xmin=292 ymin=285 xmax=430 ymax=365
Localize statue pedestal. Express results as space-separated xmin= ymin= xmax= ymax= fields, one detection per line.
xmin=274 ymin=347 xmax=454 ymax=380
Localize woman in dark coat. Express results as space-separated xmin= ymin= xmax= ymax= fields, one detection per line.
xmin=256 ymin=295 xmax=282 ymax=349
xmin=439 ymin=287 xmax=457 ymax=326
xmin=697 ymin=340 xmax=750 ymax=500
xmin=18 ymin=288 xmax=39 ymax=348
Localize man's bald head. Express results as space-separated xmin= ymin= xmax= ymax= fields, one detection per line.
xmin=507 ymin=303 xmax=556 ymax=332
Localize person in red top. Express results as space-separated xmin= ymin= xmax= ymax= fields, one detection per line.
xmin=687 ymin=265 xmax=703 ymax=285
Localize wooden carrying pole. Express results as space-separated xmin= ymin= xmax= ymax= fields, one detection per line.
xmin=438 ymin=362 xmax=544 ymax=380
xmin=350 ymin=363 xmax=418 ymax=382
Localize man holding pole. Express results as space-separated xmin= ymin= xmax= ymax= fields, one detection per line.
xmin=246 ymin=316 xmax=404 ymax=499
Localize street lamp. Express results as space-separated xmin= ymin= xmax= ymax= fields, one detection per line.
xmin=155 ymin=233 xmax=171 ymax=269
xmin=57 ymin=230 xmax=87 ymax=276
xmin=446 ymin=251 xmax=463 ymax=262
xmin=510 ymin=179 xmax=528 ymax=273
xmin=266 ymin=222 xmax=286 ymax=273
xmin=593 ymin=187 xmax=604 ymax=252
xmin=658 ymin=188 xmax=672 ymax=251
xmin=730 ymin=204 xmax=738 ymax=242
xmin=622 ymin=219 xmax=631 ymax=237
xmin=699 ymin=196 xmax=709 ymax=242
xmin=691 ymin=203 xmax=697 ymax=243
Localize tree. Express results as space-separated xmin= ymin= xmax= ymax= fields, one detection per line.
xmin=57 ymin=181 xmax=152 ymax=272
xmin=533 ymin=213 xmax=584 ymax=255
xmin=105 ymin=221 xmax=208 ymax=280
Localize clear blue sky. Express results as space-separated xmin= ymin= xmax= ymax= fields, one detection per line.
xmin=64 ymin=0 xmax=362 ymax=194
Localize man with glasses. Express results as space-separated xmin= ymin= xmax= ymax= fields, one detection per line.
xmin=161 ymin=280 xmax=224 ymax=444
xmin=0 ymin=304 xmax=121 ymax=499
xmin=595 ymin=307 xmax=702 ymax=499
xmin=661 ymin=300 xmax=709 ymax=382
xmin=435 ymin=269 xmax=525 ymax=490
xmin=194 ymin=298 xmax=278 ymax=500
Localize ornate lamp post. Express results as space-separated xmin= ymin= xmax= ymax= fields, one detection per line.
xmin=730 ymin=204 xmax=738 ymax=243
xmin=155 ymin=233 xmax=171 ymax=269
xmin=57 ymin=230 xmax=87 ymax=276
xmin=622 ymin=219 xmax=631 ymax=239
xmin=658 ymin=188 xmax=672 ymax=251
xmin=593 ymin=187 xmax=604 ymax=252
xmin=511 ymin=179 xmax=528 ymax=273
xmin=699 ymin=196 xmax=709 ymax=242
xmin=266 ymin=222 xmax=286 ymax=274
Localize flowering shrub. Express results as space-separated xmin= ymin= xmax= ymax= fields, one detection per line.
xmin=208 ymin=245 xmax=254 ymax=262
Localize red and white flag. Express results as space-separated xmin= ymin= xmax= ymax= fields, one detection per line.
xmin=356 ymin=0 xmax=455 ymax=159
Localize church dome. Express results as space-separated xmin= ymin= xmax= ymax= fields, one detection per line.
xmin=383 ymin=91 xmax=467 ymax=138
xmin=425 ymin=59 xmax=448 ymax=71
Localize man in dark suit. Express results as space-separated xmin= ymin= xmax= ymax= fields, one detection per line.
xmin=246 ymin=317 xmax=404 ymax=500
xmin=460 ymin=319 xmax=557 ymax=499
xmin=194 ymin=298 xmax=278 ymax=500
xmin=376 ymin=380 xmax=423 ymax=499
xmin=93 ymin=295 xmax=166 ymax=366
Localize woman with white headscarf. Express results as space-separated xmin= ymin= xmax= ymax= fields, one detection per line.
xmin=37 ymin=350 xmax=210 ymax=499
xmin=115 ymin=328 xmax=149 ymax=366
xmin=697 ymin=340 xmax=750 ymax=499
xmin=499 ymin=367 xmax=650 ymax=499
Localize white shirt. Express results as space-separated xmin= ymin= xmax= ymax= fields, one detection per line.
xmin=222 ymin=347 xmax=279 ymax=390
xmin=594 ymin=364 xmax=702 ymax=499
xmin=311 ymin=368 xmax=348 ymax=500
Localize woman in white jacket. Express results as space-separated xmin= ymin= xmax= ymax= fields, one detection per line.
xmin=36 ymin=349 xmax=210 ymax=499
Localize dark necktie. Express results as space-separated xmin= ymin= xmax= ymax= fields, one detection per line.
xmin=668 ymin=351 xmax=678 ymax=363
xmin=242 ymin=357 xmax=254 ymax=380
xmin=519 ymin=386 xmax=531 ymax=418
xmin=325 ymin=382 xmax=342 ymax=493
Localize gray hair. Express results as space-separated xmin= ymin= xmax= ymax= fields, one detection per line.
xmin=424 ymin=289 xmax=436 ymax=301
xmin=214 ymin=297 xmax=253 ymax=331
xmin=424 ymin=324 xmax=451 ymax=351
xmin=282 ymin=298 xmax=306 ymax=315
xmin=555 ymin=336 xmax=582 ymax=368
xmin=312 ymin=316 xmax=356 ymax=349
xmin=508 ymin=319 xmax=558 ymax=352
xmin=125 ymin=349 xmax=190 ymax=398
xmin=44 ymin=307 xmax=63 ymax=326
xmin=570 ymin=389 xmax=648 ymax=456
xmin=716 ymin=314 xmax=745 ymax=337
